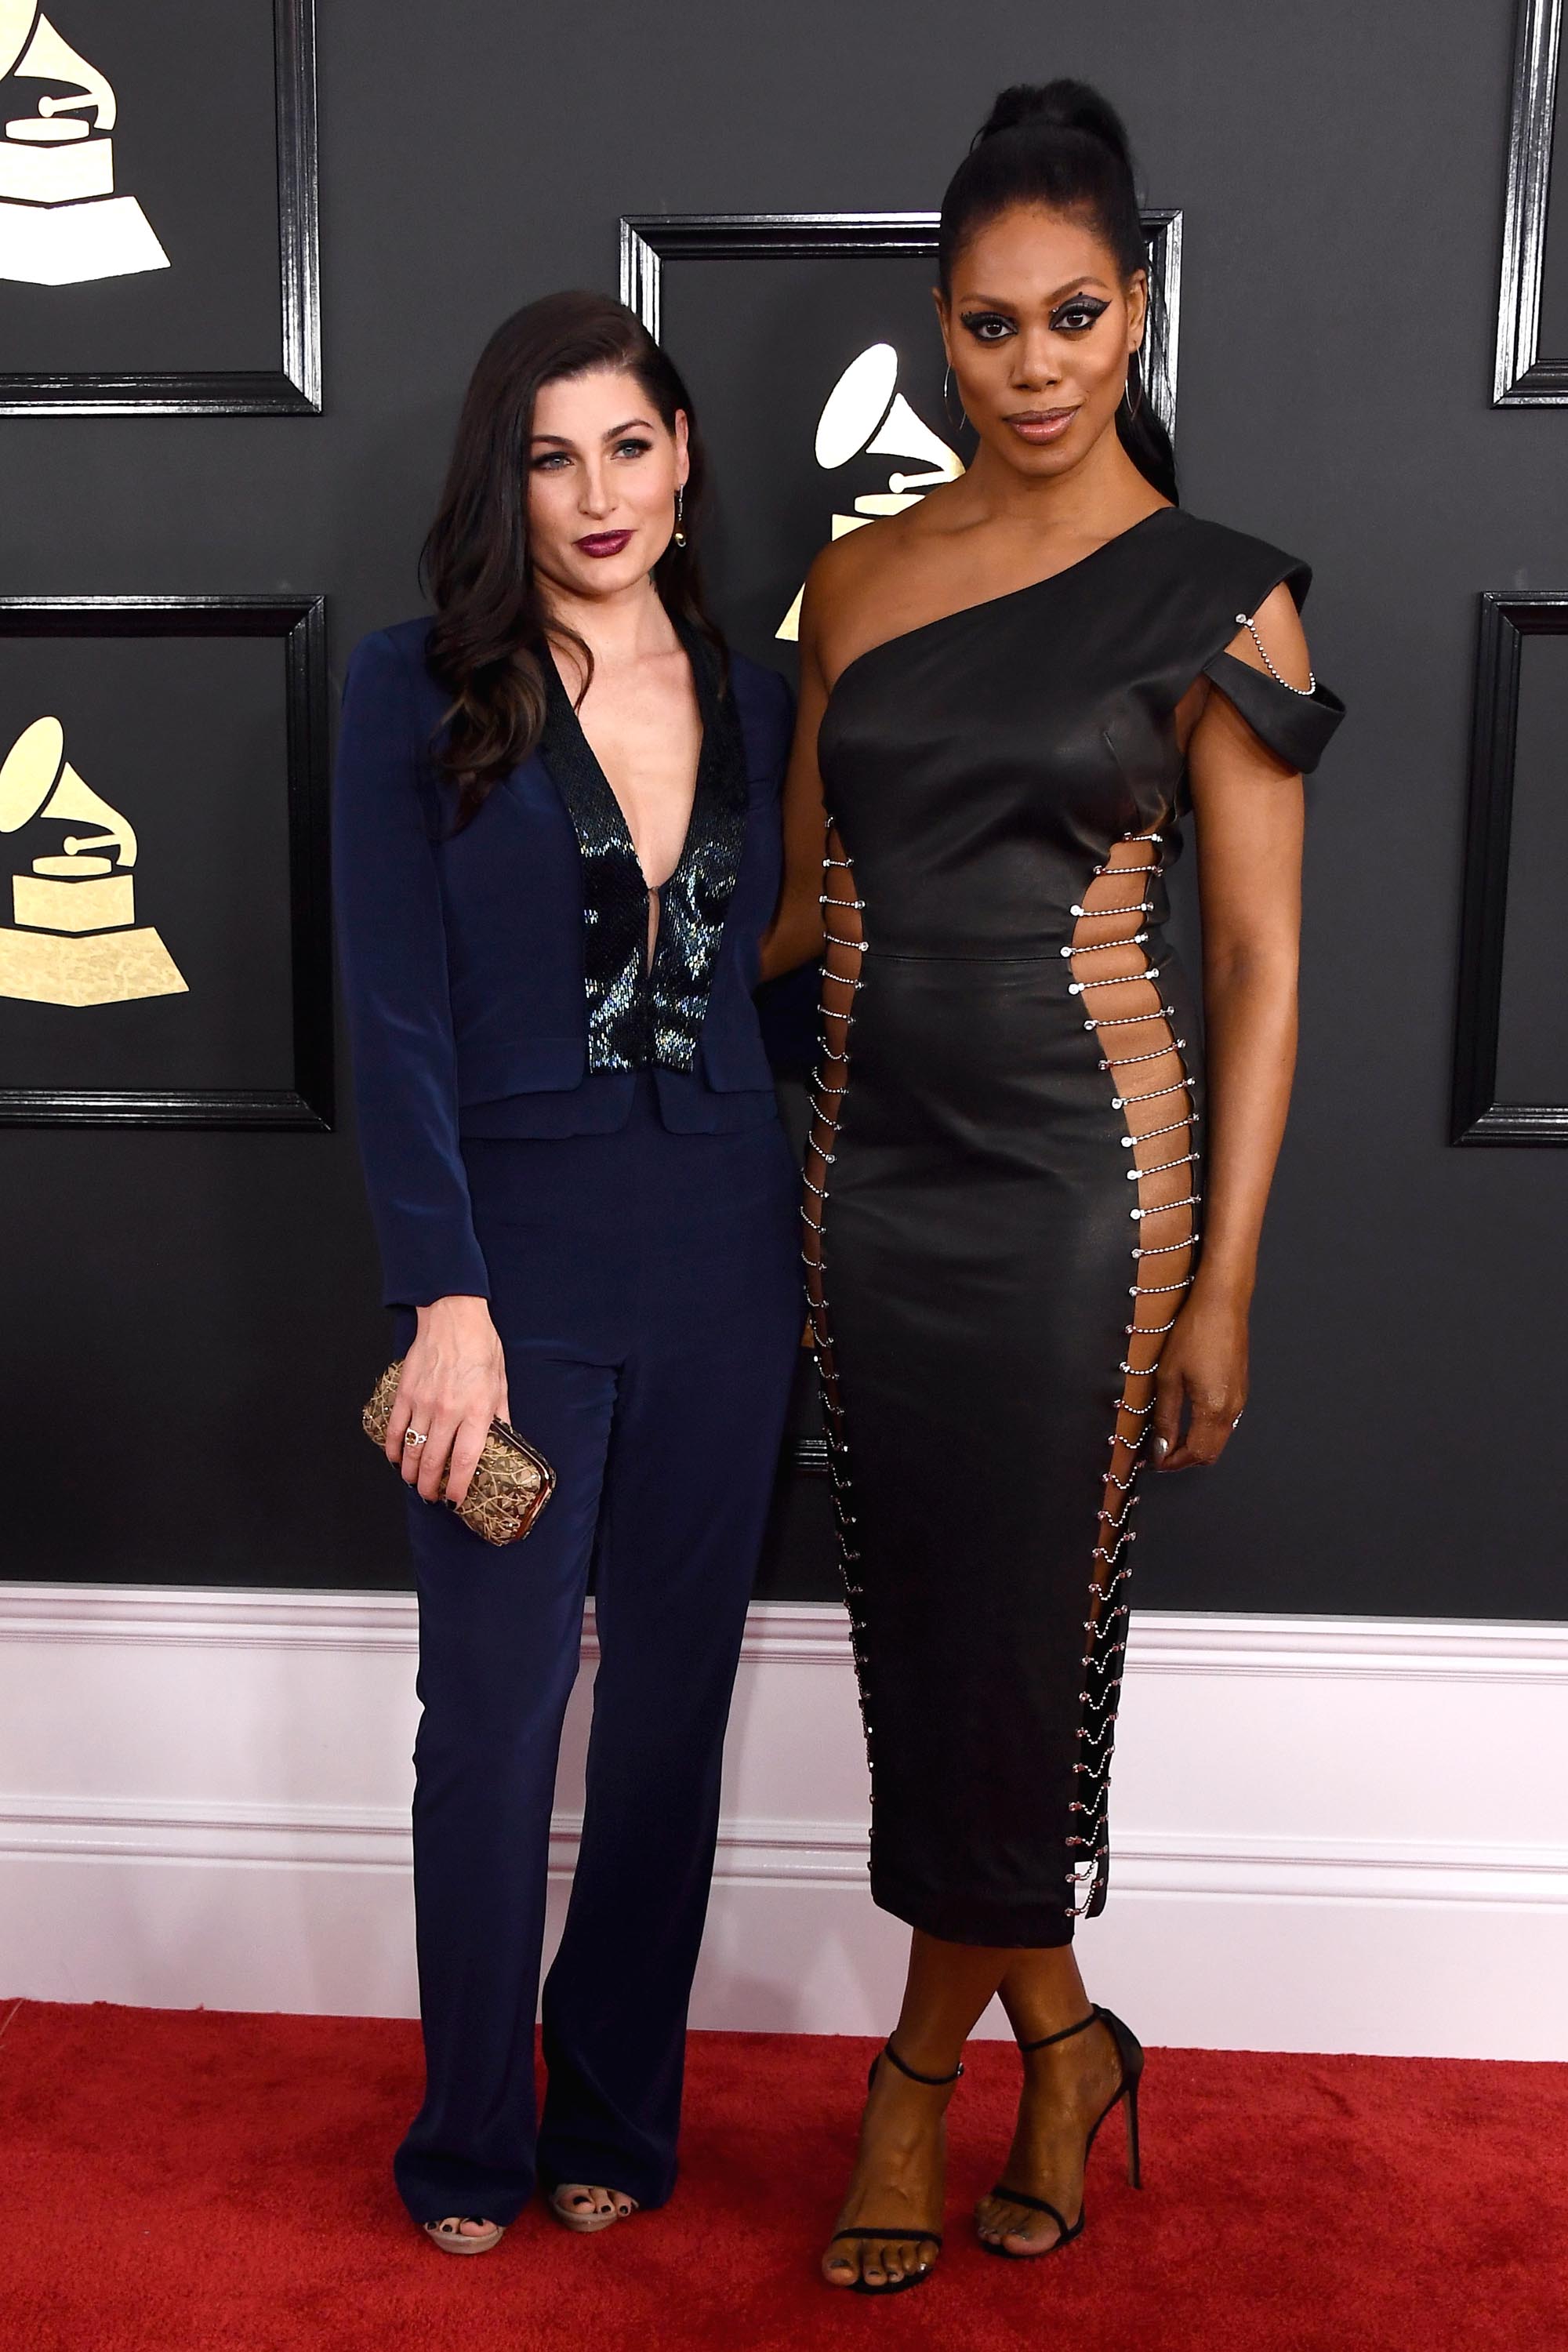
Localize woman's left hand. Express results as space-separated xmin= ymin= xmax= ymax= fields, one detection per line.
xmin=1149 ymin=1285 xmax=1249 ymax=1471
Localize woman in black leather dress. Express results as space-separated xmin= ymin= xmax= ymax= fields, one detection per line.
xmin=763 ymin=82 xmax=1342 ymax=2293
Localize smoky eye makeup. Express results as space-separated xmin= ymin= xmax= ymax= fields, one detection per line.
xmin=958 ymin=310 xmax=1016 ymax=343
xmin=958 ymin=292 xmax=1112 ymax=343
xmin=1050 ymin=292 xmax=1111 ymax=332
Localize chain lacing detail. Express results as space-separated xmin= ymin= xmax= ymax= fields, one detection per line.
xmin=1064 ymin=827 xmax=1200 ymax=1921
xmin=803 ymin=821 xmax=874 ymax=1777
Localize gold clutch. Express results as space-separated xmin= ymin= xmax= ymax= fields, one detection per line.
xmin=361 ymin=1360 xmax=556 ymax=1548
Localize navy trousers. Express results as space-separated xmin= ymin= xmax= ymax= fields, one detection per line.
xmin=390 ymin=1080 xmax=799 ymax=2225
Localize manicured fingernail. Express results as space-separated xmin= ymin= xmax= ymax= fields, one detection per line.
xmin=1153 ymin=1436 xmax=1169 ymax=1461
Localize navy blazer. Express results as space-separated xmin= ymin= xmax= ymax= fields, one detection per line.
xmin=333 ymin=618 xmax=794 ymax=1308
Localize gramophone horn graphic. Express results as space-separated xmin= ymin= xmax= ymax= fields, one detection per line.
xmin=0 ymin=1 xmax=169 ymax=284
xmin=0 ymin=716 xmax=187 ymax=1007
xmin=777 ymin=342 xmax=964 ymax=641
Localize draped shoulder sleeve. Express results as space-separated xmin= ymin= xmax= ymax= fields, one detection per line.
xmin=1200 ymin=645 xmax=1345 ymax=775
xmin=1190 ymin=528 xmax=1345 ymax=775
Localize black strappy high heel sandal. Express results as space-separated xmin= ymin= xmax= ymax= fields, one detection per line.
xmin=824 ymin=2041 xmax=964 ymax=2296
xmin=980 ymin=2004 xmax=1143 ymax=2259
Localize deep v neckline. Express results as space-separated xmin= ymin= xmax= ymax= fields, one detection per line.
xmin=535 ymin=621 xmax=752 ymax=1076
xmin=545 ymin=642 xmax=704 ymax=914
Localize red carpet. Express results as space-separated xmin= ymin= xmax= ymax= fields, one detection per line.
xmin=1 ymin=1998 xmax=1563 ymax=2351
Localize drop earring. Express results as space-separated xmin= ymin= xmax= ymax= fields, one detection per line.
xmin=672 ymin=483 xmax=687 ymax=549
xmin=942 ymin=365 xmax=969 ymax=434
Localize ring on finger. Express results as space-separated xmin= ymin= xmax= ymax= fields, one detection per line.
xmin=402 ymin=1428 xmax=428 ymax=1448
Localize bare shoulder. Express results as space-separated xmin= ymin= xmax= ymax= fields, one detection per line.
xmin=803 ymin=506 xmax=917 ymax=611
xmin=800 ymin=502 xmax=946 ymax=690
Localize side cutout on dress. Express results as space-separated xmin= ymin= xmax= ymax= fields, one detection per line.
xmin=803 ymin=822 xmax=875 ymax=1760
xmin=1064 ymin=828 xmax=1200 ymax=1918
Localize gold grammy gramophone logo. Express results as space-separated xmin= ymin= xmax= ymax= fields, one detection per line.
xmin=0 ymin=716 xmax=187 ymax=1006
xmin=0 ymin=1 xmax=169 ymax=285
xmin=777 ymin=343 xmax=964 ymax=641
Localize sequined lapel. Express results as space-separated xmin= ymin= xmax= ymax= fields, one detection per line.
xmin=647 ymin=626 xmax=749 ymax=1072
xmin=535 ymin=625 xmax=749 ymax=1075
xmin=537 ymin=651 xmax=650 ymax=1071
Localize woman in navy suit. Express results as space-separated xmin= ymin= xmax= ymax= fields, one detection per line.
xmin=333 ymin=291 xmax=800 ymax=2254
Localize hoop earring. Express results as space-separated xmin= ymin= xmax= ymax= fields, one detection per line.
xmin=672 ymin=482 xmax=687 ymax=550
xmin=942 ymin=364 xmax=969 ymax=434
xmin=1122 ymin=365 xmax=1145 ymax=424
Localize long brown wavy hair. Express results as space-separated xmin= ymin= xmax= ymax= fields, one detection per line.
xmin=420 ymin=290 xmax=725 ymax=826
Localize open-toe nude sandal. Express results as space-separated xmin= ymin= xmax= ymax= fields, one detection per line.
xmin=422 ymin=2215 xmax=506 ymax=2256
xmin=550 ymin=2183 xmax=638 ymax=2235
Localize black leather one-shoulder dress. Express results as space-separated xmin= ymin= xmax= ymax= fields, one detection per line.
xmin=802 ymin=505 xmax=1344 ymax=1947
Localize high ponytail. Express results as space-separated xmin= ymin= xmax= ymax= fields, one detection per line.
xmin=938 ymin=78 xmax=1178 ymax=505
xmin=973 ymin=79 xmax=1129 ymax=151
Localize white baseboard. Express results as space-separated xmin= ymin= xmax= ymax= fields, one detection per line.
xmin=2 ymin=1583 xmax=1566 ymax=2057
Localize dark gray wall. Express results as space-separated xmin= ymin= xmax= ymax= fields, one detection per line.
xmin=3 ymin=0 xmax=1564 ymax=1613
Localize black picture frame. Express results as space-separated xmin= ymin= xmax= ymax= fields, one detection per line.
xmin=1451 ymin=592 xmax=1568 ymax=1144
xmin=1494 ymin=0 xmax=1566 ymax=404
xmin=0 ymin=0 xmax=321 ymax=417
xmin=0 ymin=593 xmax=332 ymax=1128
xmin=620 ymin=208 xmax=1183 ymax=441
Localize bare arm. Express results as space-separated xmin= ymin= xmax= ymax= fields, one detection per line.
xmin=1152 ymin=582 xmax=1310 ymax=1472
xmin=759 ymin=558 xmax=833 ymax=981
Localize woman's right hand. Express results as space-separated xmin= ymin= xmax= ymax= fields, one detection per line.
xmin=386 ymin=1295 xmax=509 ymax=1508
